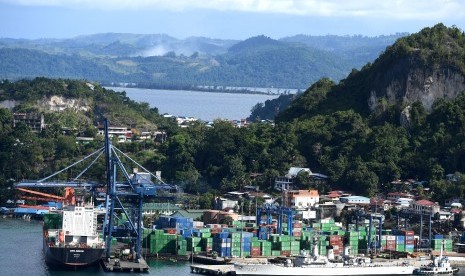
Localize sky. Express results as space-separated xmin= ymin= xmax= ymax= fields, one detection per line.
xmin=0 ymin=0 xmax=464 ymax=40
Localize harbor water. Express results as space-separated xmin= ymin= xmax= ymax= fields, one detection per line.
xmin=107 ymin=87 xmax=279 ymax=121
xmin=3 ymin=217 xmax=465 ymax=276
xmin=0 ymin=218 xmax=190 ymax=276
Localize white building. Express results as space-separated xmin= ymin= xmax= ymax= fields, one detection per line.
xmin=339 ymin=196 xmax=370 ymax=205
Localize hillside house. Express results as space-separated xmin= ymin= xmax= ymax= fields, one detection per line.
xmin=411 ymin=199 xmax=440 ymax=216
xmin=339 ymin=196 xmax=370 ymax=205
xmin=13 ymin=112 xmax=45 ymax=133
xmin=282 ymin=190 xmax=319 ymax=209
xmin=387 ymin=192 xmax=414 ymax=201
xmin=97 ymin=124 xmax=131 ymax=143
xmin=274 ymin=167 xmax=328 ymax=191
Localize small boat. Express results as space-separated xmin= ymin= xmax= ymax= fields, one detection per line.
xmin=413 ymin=245 xmax=459 ymax=275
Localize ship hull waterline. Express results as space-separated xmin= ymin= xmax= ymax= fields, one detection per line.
xmin=43 ymin=246 xmax=105 ymax=268
xmin=234 ymin=264 xmax=416 ymax=276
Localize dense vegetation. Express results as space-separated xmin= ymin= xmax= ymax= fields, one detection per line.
xmin=251 ymin=24 xmax=465 ymax=121
xmin=1 ymin=25 xmax=465 ymax=208
xmin=0 ymin=33 xmax=403 ymax=89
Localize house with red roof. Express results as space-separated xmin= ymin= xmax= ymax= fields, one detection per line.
xmin=411 ymin=199 xmax=440 ymax=215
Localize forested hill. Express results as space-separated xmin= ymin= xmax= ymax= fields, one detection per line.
xmin=0 ymin=33 xmax=403 ymax=89
xmin=0 ymin=77 xmax=174 ymax=131
xmin=250 ymin=24 xmax=465 ymax=122
xmin=240 ymin=24 xmax=465 ymax=203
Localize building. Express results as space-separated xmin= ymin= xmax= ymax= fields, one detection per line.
xmin=142 ymin=202 xmax=181 ymax=216
xmin=215 ymin=197 xmax=239 ymax=210
xmin=274 ymin=167 xmax=328 ymax=191
xmin=339 ymin=196 xmax=370 ymax=205
xmin=97 ymin=125 xmax=131 ymax=143
xmin=411 ymin=199 xmax=440 ymax=216
xmin=394 ymin=197 xmax=414 ymax=208
xmin=387 ymin=192 xmax=414 ymax=201
xmin=171 ymin=209 xmax=207 ymax=221
xmin=321 ymin=190 xmax=351 ymax=203
xmin=282 ymin=190 xmax=319 ymax=209
xmin=13 ymin=112 xmax=45 ymax=132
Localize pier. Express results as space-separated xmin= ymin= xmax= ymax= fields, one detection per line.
xmin=190 ymin=264 xmax=235 ymax=275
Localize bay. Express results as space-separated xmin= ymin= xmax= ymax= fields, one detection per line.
xmin=107 ymin=87 xmax=279 ymax=121
xmin=0 ymin=218 xmax=191 ymax=276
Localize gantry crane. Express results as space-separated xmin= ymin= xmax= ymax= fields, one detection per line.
xmin=256 ymin=203 xmax=295 ymax=237
xmin=15 ymin=118 xmax=179 ymax=263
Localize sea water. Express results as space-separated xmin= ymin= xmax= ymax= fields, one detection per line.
xmin=108 ymin=87 xmax=279 ymax=121
xmin=0 ymin=218 xmax=190 ymax=276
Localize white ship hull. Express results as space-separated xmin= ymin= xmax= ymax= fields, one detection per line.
xmin=234 ymin=263 xmax=416 ymax=276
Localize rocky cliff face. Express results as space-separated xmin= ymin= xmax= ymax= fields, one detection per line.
xmin=368 ymin=55 xmax=465 ymax=114
xmin=36 ymin=95 xmax=92 ymax=112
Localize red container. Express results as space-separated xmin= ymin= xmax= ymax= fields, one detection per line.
xmin=385 ymin=244 xmax=396 ymax=250
xmin=281 ymin=250 xmax=290 ymax=256
xmin=329 ymin=235 xmax=342 ymax=242
xmin=405 ymin=231 xmax=414 ymax=235
xmin=406 ymin=240 xmax=414 ymax=245
xmin=386 ymin=240 xmax=396 ymax=246
xmin=251 ymin=247 xmax=261 ymax=257
xmin=330 ymin=240 xmax=343 ymax=246
xmin=164 ymin=228 xmax=177 ymax=234
xmin=293 ymin=222 xmax=302 ymax=228
xmin=293 ymin=231 xmax=302 ymax=237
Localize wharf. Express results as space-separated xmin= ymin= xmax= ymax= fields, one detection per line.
xmin=190 ymin=264 xmax=235 ymax=275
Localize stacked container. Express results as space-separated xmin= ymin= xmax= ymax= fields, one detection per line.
xmin=150 ymin=230 xmax=177 ymax=254
xmin=329 ymin=235 xmax=343 ymax=255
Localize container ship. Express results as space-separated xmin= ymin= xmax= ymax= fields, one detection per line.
xmin=42 ymin=202 xmax=105 ymax=268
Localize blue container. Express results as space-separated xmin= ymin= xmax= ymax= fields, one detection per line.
xmin=218 ymin=232 xmax=229 ymax=239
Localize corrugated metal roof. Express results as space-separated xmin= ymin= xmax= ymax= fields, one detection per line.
xmin=286 ymin=167 xmax=312 ymax=178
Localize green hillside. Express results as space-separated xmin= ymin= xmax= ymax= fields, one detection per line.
xmin=0 ymin=33 xmax=402 ymax=89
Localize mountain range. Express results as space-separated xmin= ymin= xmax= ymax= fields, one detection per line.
xmin=0 ymin=33 xmax=405 ymax=89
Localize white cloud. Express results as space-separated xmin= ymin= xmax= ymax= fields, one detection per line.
xmin=2 ymin=0 xmax=464 ymax=20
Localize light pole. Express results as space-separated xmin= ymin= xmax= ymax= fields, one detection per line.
xmin=240 ymin=199 xmax=243 ymax=258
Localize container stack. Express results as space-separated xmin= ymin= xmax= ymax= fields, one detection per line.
xmin=405 ymin=230 xmax=414 ymax=253
xmin=187 ymin=236 xmax=201 ymax=253
xmin=212 ymin=232 xmax=231 ymax=257
xmin=345 ymin=231 xmax=359 ymax=255
xmin=328 ymin=235 xmax=343 ymax=255
xmin=383 ymin=235 xmax=396 ymax=251
xmin=396 ymin=235 xmax=405 ymax=252
xmin=319 ymin=235 xmax=329 ymax=256
xmin=177 ymin=235 xmax=187 ymax=256
xmin=260 ymin=240 xmax=272 ymax=257
xmin=432 ymin=235 xmax=453 ymax=253
xmin=149 ymin=230 xmax=177 ymax=254
xmin=250 ymin=238 xmax=261 ymax=257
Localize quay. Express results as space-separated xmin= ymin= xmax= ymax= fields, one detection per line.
xmin=190 ymin=264 xmax=235 ymax=275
